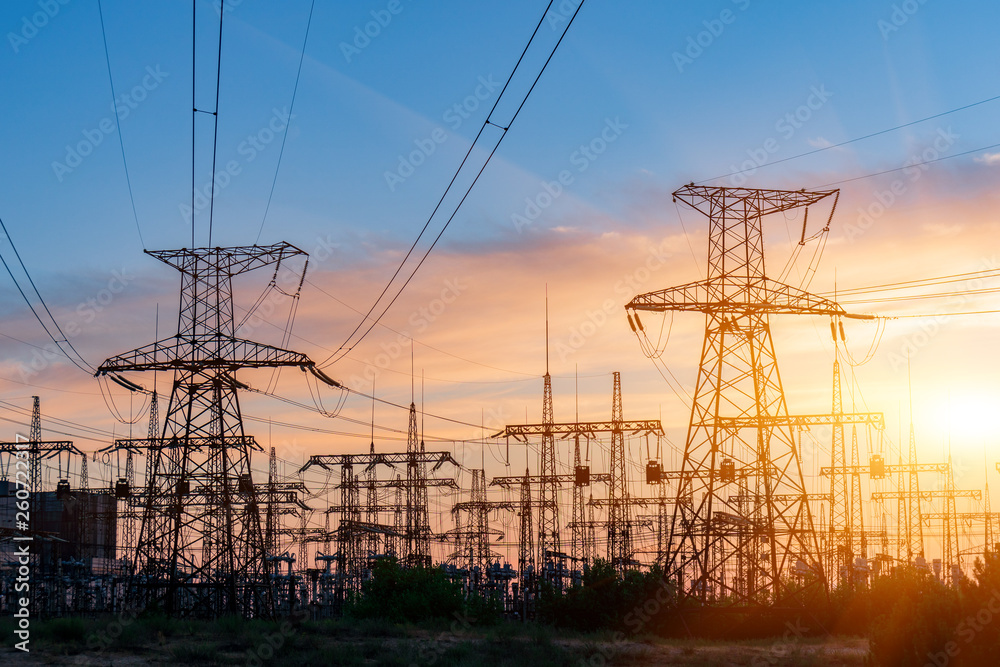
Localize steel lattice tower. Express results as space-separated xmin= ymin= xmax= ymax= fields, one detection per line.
xmin=539 ymin=367 xmax=559 ymax=568
xmin=848 ymin=425 xmax=866 ymax=585
xmin=97 ymin=243 xmax=325 ymax=618
xmin=627 ymin=185 xmax=869 ymax=605
xmin=405 ymin=401 xmax=432 ymax=566
xmin=906 ymin=419 xmax=924 ymax=562
xmin=830 ymin=346 xmax=849 ymax=584
xmin=607 ymin=372 xmax=631 ymax=570
xmin=517 ymin=468 xmax=534 ymax=615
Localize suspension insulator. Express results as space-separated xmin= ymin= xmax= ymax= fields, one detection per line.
xmin=634 ymin=313 xmax=644 ymax=332
xmin=830 ymin=321 xmax=837 ymax=341
xmin=839 ymin=320 xmax=846 ymax=341
xmin=627 ymin=312 xmax=636 ymax=332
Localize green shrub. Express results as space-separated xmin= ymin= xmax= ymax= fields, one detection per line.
xmin=346 ymin=558 xmax=465 ymax=623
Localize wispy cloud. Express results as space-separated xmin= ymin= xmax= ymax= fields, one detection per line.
xmin=974 ymin=151 xmax=1000 ymax=166
xmin=807 ymin=137 xmax=834 ymax=149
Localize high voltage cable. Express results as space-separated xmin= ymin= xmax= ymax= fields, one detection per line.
xmin=0 ymin=215 xmax=95 ymax=374
xmin=304 ymin=278 xmax=540 ymax=380
xmin=206 ymin=0 xmax=225 ymax=247
xmin=820 ymin=267 xmax=1000 ymax=298
xmin=838 ymin=285 xmax=1000 ymax=305
xmin=255 ymin=0 xmax=316 ymax=244
xmin=813 ymin=141 xmax=1000 ymax=189
xmin=321 ymin=0 xmax=584 ymax=369
xmin=96 ymin=0 xmax=145 ymax=249
xmin=695 ymin=92 xmax=1000 ymax=184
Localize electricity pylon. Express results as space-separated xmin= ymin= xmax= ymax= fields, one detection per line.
xmin=627 ymin=185 xmax=874 ymax=605
xmin=494 ymin=374 xmax=663 ymax=574
xmin=97 ymin=243 xmax=337 ymax=618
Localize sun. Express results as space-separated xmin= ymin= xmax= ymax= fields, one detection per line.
xmin=923 ymin=391 xmax=998 ymax=447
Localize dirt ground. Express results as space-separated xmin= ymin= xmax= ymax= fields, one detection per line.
xmin=1 ymin=634 xmax=870 ymax=666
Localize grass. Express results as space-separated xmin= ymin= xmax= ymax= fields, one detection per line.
xmin=4 ymin=614 xmax=868 ymax=666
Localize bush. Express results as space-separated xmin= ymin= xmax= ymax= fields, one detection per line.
xmin=346 ymin=558 xmax=465 ymax=623
xmin=866 ymin=566 xmax=960 ymax=666
xmin=537 ymin=559 xmax=675 ymax=633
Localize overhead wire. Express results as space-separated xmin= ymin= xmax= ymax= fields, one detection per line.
xmin=320 ymin=0 xmax=585 ymax=369
xmin=695 ymin=92 xmax=1000 ymax=184
xmin=812 ymin=141 xmax=1000 ymax=189
xmin=206 ymin=0 xmax=226 ymax=247
xmin=0 ymin=215 xmax=96 ymax=374
xmin=96 ymin=0 xmax=145 ymax=249
xmin=304 ymin=278 xmax=538 ymax=379
xmin=819 ymin=267 xmax=1000 ymax=297
xmin=255 ymin=0 xmax=316 ymax=244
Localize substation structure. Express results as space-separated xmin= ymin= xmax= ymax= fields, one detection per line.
xmin=1 ymin=204 xmax=997 ymax=618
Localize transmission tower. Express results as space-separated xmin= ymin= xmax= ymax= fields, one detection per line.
xmin=97 ymin=243 xmax=335 ymax=618
xmin=607 ymin=372 xmax=630 ymax=571
xmin=539 ymin=306 xmax=560 ymax=572
xmin=627 ymin=185 xmax=875 ymax=605
xmin=518 ymin=468 xmax=534 ymax=618
xmin=494 ymin=380 xmax=662 ymax=574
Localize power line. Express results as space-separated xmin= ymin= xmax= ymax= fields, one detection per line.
xmin=820 ymin=267 xmax=1000 ymax=298
xmin=813 ymin=141 xmax=1000 ymax=189
xmin=321 ymin=0 xmax=583 ymax=368
xmin=696 ymin=92 xmax=1000 ymax=184
xmin=838 ymin=285 xmax=1000 ymax=305
xmin=206 ymin=0 xmax=225 ymax=247
xmin=0 ymin=215 xmax=95 ymax=374
xmin=304 ymin=278 xmax=538 ymax=379
xmin=96 ymin=0 xmax=145 ymax=249
xmin=255 ymin=0 xmax=316 ymax=244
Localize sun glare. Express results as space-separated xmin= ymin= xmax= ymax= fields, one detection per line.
xmin=924 ymin=391 xmax=998 ymax=446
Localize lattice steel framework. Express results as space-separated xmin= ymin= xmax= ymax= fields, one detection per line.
xmin=627 ymin=185 xmax=872 ymax=606
xmin=607 ymin=372 xmax=630 ymax=570
xmin=97 ymin=243 xmax=321 ymax=618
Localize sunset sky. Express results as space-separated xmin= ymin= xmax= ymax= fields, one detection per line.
xmin=1 ymin=0 xmax=999 ymax=556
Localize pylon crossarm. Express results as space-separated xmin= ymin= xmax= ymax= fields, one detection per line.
xmin=96 ymin=337 xmax=314 ymax=374
xmin=0 ymin=441 xmax=80 ymax=457
xmin=492 ymin=419 xmax=663 ymax=439
xmin=672 ymin=185 xmax=838 ymax=219
xmin=106 ymin=435 xmax=260 ymax=452
xmin=821 ymin=462 xmax=949 ymax=476
xmin=708 ymin=412 xmax=884 ymax=430
xmin=628 ymin=277 xmax=873 ymax=319
xmin=145 ymin=242 xmax=306 ymax=275
xmin=872 ymin=489 xmax=981 ymax=501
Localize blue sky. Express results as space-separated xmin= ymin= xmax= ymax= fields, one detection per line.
xmin=1 ymin=0 xmax=1000 ymax=550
